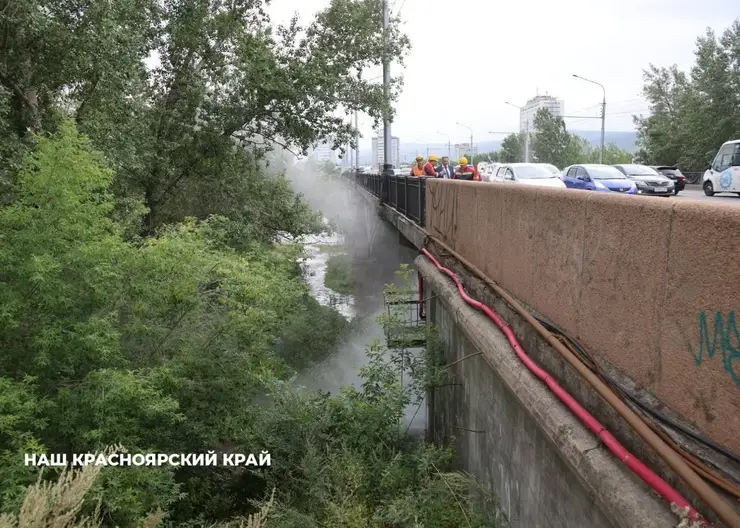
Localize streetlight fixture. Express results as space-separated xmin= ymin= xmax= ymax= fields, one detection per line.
xmin=455 ymin=122 xmax=474 ymax=164
xmin=504 ymin=102 xmax=529 ymax=162
xmin=573 ymin=74 xmax=606 ymax=163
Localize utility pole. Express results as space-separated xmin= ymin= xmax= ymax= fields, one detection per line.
xmin=381 ymin=0 xmax=392 ymax=176
xmin=354 ymin=110 xmax=359 ymax=169
xmin=573 ymin=74 xmax=606 ymax=163
xmin=504 ymin=101 xmax=529 ymax=162
xmin=456 ymin=122 xmax=473 ymax=164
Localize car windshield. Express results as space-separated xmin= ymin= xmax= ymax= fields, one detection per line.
xmin=621 ymin=164 xmax=659 ymax=176
xmin=516 ymin=165 xmax=556 ymax=179
xmin=542 ymin=164 xmax=559 ymax=174
xmin=588 ymin=166 xmax=628 ymax=180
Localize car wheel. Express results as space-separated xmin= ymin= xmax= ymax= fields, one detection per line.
xmin=703 ymin=181 xmax=715 ymax=196
xmin=674 ymin=188 xmax=679 ymax=195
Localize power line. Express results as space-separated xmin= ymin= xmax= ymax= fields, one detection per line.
xmin=395 ymin=0 xmax=408 ymax=16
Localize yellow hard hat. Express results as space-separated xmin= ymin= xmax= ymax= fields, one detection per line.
xmin=429 ymin=154 xmax=439 ymax=162
xmin=415 ymin=154 xmax=424 ymax=161
xmin=459 ymin=156 xmax=468 ymax=165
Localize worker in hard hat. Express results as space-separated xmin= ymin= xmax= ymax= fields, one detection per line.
xmin=454 ymin=157 xmax=480 ymax=181
xmin=410 ymin=155 xmax=425 ymax=176
xmin=425 ymin=154 xmax=439 ymax=176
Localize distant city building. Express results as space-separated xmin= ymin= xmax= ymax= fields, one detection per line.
xmin=371 ymin=135 xmax=400 ymax=169
xmin=520 ymin=94 xmax=565 ymax=133
xmin=454 ymin=143 xmax=478 ymax=161
xmin=309 ymin=140 xmax=336 ymax=164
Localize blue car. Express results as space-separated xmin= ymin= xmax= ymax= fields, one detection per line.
xmin=562 ymin=164 xmax=637 ymax=194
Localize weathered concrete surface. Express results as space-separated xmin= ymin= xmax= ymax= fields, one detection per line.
xmin=417 ymin=256 xmax=677 ymax=528
xmin=425 ymin=179 xmax=740 ymax=455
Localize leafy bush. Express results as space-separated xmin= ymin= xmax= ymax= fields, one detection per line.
xmin=324 ymin=254 xmax=355 ymax=294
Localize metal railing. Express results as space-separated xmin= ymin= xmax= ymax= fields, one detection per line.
xmin=349 ymin=171 xmax=427 ymax=226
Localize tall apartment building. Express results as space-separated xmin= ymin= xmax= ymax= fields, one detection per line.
xmin=519 ymin=94 xmax=565 ymax=133
xmin=455 ymin=143 xmax=478 ymax=161
xmin=371 ymin=135 xmax=400 ymax=169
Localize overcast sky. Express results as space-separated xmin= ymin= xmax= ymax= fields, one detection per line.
xmin=269 ymin=0 xmax=736 ymax=146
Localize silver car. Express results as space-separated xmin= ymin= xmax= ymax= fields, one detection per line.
xmin=613 ymin=164 xmax=674 ymax=196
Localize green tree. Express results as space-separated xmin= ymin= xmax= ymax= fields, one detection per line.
xmin=0 ymin=0 xmax=411 ymax=235
xmin=581 ymin=142 xmax=633 ymax=164
xmin=498 ymin=133 xmax=524 ymax=162
xmin=530 ymin=108 xmax=572 ymax=167
xmin=634 ymin=19 xmax=740 ymax=170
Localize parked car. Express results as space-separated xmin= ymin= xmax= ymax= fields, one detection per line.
xmin=541 ymin=164 xmax=560 ymax=177
xmin=649 ymin=165 xmax=686 ymax=194
xmin=493 ymin=163 xmax=566 ymax=188
xmin=703 ymin=139 xmax=740 ymax=196
xmin=562 ymin=165 xmax=637 ymax=194
xmin=479 ymin=162 xmax=502 ymax=182
xmin=613 ymin=164 xmax=674 ymax=196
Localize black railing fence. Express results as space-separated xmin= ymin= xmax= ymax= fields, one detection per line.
xmin=349 ymin=171 xmax=426 ymax=226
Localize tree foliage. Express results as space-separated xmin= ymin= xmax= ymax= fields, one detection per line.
xmin=0 ymin=2 xmax=501 ymax=525
xmin=498 ymin=133 xmax=525 ymax=163
xmin=0 ymin=0 xmax=410 ymax=234
xmin=526 ymin=109 xmax=632 ymax=167
xmin=634 ymin=19 xmax=740 ymax=170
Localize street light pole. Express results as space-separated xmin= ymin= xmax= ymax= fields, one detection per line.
xmin=456 ymin=122 xmax=473 ymax=164
xmin=354 ymin=110 xmax=359 ymax=169
xmin=381 ymin=0 xmax=392 ymax=174
xmin=504 ymin=101 xmax=529 ymax=162
xmin=573 ymin=74 xmax=606 ymax=163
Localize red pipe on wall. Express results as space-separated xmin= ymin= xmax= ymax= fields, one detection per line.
xmin=420 ymin=247 xmax=706 ymax=525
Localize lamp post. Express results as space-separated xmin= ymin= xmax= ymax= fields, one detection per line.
xmin=504 ymin=101 xmax=529 ymax=162
xmin=381 ymin=0 xmax=392 ymax=176
xmin=455 ymin=122 xmax=473 ymax=164
xmin=573 ymin=74 xmax=606 ymax=163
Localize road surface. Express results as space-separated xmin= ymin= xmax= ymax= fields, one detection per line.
xmin=675 ymin=186 xmax=740 ymax=204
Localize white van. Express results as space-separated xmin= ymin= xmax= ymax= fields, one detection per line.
xmin=703 ymin=139 xmax=740 ymax=196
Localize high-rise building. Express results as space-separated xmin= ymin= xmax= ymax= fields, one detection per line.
xmin=519 ymin=94 xmax=565 ymax=133
xmin=454 ymin=143 xmax=478 ymax=161
xmin=371 ymin=135 xmax=400 ymax=169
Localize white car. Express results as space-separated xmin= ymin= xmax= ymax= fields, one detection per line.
xmin=703 ymin=139 xmax=740 ymax=196
xmin=493 ymin=163 xmax=567 ymax=188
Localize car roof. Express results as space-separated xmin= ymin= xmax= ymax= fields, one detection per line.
xmin=722 ymin=139 xmax=740 ymax=145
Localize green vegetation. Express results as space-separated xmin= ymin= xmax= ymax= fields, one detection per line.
xmin=497 ymin=110 xmax=632 ymax=167
xmin=0 ymin=0 xmax=500 ymax=525
xmin=634 ymin=19 xmax=740 ymax=170
xmin=325 ymin=254 xmax=356 ymax=294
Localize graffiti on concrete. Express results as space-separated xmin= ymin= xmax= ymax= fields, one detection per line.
xmin=688 ymin=311 xmax=740 ymax=386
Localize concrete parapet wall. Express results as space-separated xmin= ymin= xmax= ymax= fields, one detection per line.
xmin=425 ymin=179 xmax=740 ymax=454
xmin=418 ymin=256 xmax=677 ymax=528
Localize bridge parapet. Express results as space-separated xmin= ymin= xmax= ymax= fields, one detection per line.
xmin=423 ymin=178 xmax=740 ymax=456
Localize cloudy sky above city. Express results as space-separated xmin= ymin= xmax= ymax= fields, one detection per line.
xmin=268 ymin=0 xmax=737 ymax=147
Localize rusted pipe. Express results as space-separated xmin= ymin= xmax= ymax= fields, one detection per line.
xmin=424 ymin=234 xmax=740 ymax=528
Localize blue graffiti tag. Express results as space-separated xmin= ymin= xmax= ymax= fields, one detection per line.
xmin=688 ymin=311 xmax=740 ymax=386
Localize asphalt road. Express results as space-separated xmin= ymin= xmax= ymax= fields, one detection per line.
xmin=675 ymin=185 xmax=740 ymax=204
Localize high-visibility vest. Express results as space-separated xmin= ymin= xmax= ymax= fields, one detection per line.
xmin=411 ymin=165 xmax=425 ymax=176
xmin=455 ymin=168 xmax=475 ymax=180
